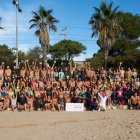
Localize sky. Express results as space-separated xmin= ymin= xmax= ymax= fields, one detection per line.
xmin=0 ymin=0 xmax=140 ymax=61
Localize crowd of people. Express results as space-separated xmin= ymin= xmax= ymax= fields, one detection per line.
xmin=0 ymin=60 xmax=140 ymax=112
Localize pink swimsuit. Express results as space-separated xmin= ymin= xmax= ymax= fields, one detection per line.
xmin=117 ymin=89 xmax=123 ymax=98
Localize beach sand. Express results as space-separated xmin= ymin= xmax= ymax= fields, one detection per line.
xmin=0 ymin=110 xmax=139 ymax=140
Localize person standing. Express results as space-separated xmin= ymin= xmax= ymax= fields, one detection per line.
xmin=4 ymin=66 xmax=12 ymax=79
xmin=0 ymin=65 xmax=4 ymax=87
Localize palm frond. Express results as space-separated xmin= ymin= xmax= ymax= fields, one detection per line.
xmin=101 ymin=1 xmax=107 ymax=12
xmin=46 ymin=9 xmax=53 ymax=16
xmin=93 ymin=13 xmax=102 ymax=20
xmin=112 ymin=6 xmax=119 ymax=14
xmin=51 ymin=18 xmax=59 ymax=23
xmin=47 ymin=15 xmax=59 ymax=23
xmin=109 ymin=6 xmax=119 ymax=19
xmin=31 ymin=11 xmax=39 ymax=17
xmin=39 ymin=6 xmax=47 ymax=18
xmin=91 ymin=31 xmax=97 ymax=38
xmin=45 ymin=14 xmax=59 ymax=32
xmin=29 ymin=23 xmax=37 ymax=29
xmin=49 ymin=24 xmax=57 ymax=32
xmin=89 ymin=19 xmax=94 ymax=25
xmin=93 ymin=7 xmax=100 ymax=13
xmin=35 ymin=30 xmax=40 ymax=36
xmin=29 ymin=19 xmax=38 ymax=23
xmin=30 ymin=11 xmax=40 ymax=24
xmin=108 ymin=2 xmax=113 ymax=10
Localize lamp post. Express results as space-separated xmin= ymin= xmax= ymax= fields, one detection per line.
xmin=13 ymin=0 xmax=22 ymax=69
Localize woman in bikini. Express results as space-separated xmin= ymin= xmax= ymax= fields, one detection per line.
xmin=44 ymin=95 xmax=52 ymax=110
xmin=26 ymin=94 xmax=34 ymax=111
xmin=2 ymin=95 xmax=10 ymax=111
xmin=11 ymin=94 xmax=17 ymax=111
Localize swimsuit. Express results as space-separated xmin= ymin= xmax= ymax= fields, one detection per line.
xmin=11 ymin=99 xmax=17 ymax=106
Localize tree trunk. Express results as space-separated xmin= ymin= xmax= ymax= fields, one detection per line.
xmin=42 ymin=45 xmax=47 ymax=66
xmin=40 ymin=24 xmax=50 ymax=66
xmin=104 ymin=50 xmax=108 ymax=71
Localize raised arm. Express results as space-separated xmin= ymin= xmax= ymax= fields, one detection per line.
xmin=119 ymin=62 xmax=122 ymax=72
xmin=85 ymin=62 xmax=87 ymax=70
xmin=26 ymin=60 xmax=30 ymax=70
xmin=32 ymin=61 xmax=36 ymax=70
xmin=52 ymin=61 xmax=56 ymax=69
xmin=74 ymin=62 xmax=77 ymax=70
xmin=24 ymin=61 xmax=27 ymax=70
xmin=107 ymin=92 xmax=112 ymax=98
xmin=34 ymin=61 xmax=37 ymax=68
xmin=2 ymin=62 xmax=5 ymax=71
xmin=69 ymin=61 xmax=72 ymax=71
xmin=45 ymin=60 xmax=49 ymax=68
xmin=15 ymin=94 xmax=18 ymax=100
xmin=98 ymin=92 xmax=103 ymax=99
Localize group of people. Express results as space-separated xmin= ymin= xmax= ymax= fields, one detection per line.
xmin=0 ymin=60 xmax=140 ymax=112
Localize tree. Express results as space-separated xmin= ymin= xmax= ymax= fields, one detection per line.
xmin=108 ymin=39 xmax=140 ymax=69
xmin=26 ymin=46 xmax=42 ymax=63
xmin=0 ymin=44 xmax=16 ymax=67
xmin=49 ymin=40 xmax=86 ymax=62
xmin=90 ymin=12 xmax=140 ymax=70
xmin=18 ymin=50 xmax=26 ymax=63
xmin=117 ymin=12 xmax=140 ymax=40
xmin=29 ymin=6 xmax=59 ymax=64
xmin=89 ymin=1 xmax=121 ymax=70
xmin=91 ymin=51 xmax=105 ymax=69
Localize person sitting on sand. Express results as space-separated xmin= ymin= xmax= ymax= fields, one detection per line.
xmin=17 ymin=94 xmax=27 ymax=112
xmin=34 ymin=94 xmax=44 ymax=111
xmin=58 ymin=93 xmax=65 ymax=111
xmin=52 ymin=94 xmax=59 ymax=111
xmin=0 ymin=94 xmax=4 ymax=111
xmin=26 ymin=94 xmax=34 ymax=111
xmin=11 ymin=94 xmax=17 ymax=111
xmin=44 ymin=96 xmax=52 ymax=110
xmin=65 ymin=94 xmax=71 ymax=104
xmin=1 ymin=87 xmax=7 ymax=97
xmin=2 ymin=95 xmax=10 ymax=111
xmin=90 ymin=92 xmax=98 ymax=111
xmin=130 ymin=92 xmax=140 ymax=109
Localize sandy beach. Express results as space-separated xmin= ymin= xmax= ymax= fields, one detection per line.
xmin=0 ymin=110 xmax=139 ymax=140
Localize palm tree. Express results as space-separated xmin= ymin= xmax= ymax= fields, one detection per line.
xmin=29 ymin=6 xmax=59 ymax=64
xmin=89 ymin=1 xmax=121 ymax=70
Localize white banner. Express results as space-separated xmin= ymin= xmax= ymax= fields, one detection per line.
xmin=66 ymin=103 xmax=84 ymax=112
